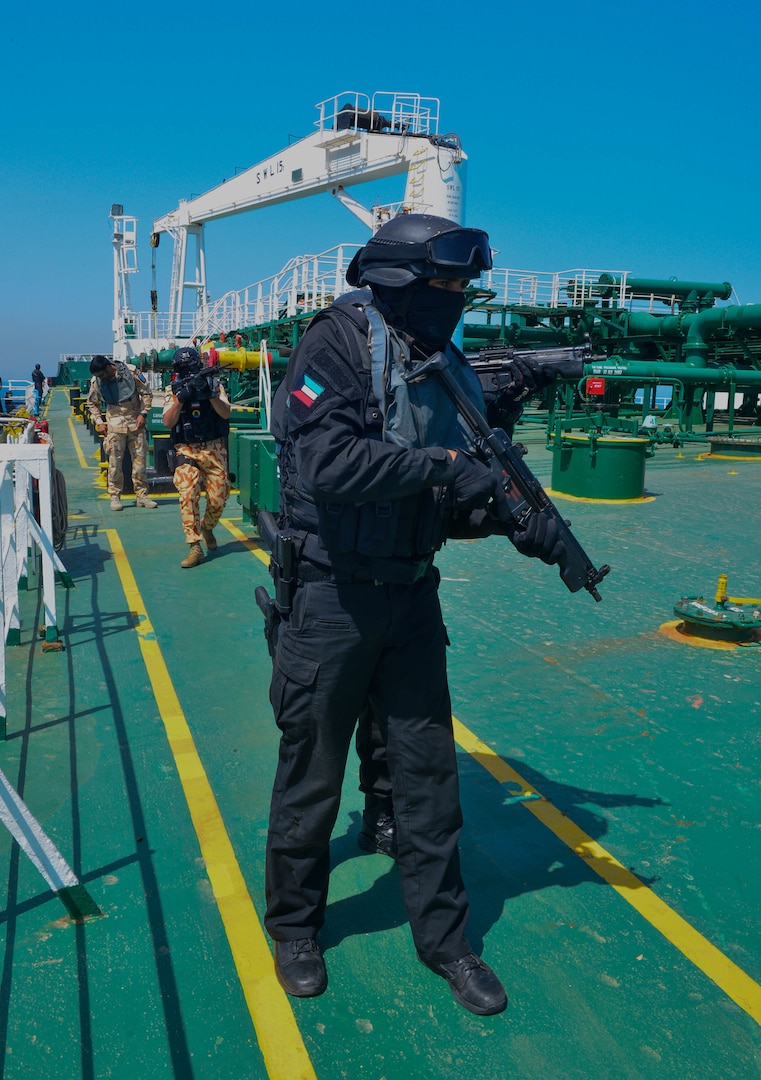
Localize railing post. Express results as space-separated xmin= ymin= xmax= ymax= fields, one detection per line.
xmin=0 ymin=443 xmax=70 ymax=661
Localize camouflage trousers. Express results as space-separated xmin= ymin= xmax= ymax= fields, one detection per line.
xmin=172 ymin=439 xmax=230 ymax=543
xmin=105 ymin=429 xmax=149 ymax=497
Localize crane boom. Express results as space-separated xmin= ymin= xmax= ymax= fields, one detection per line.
xmin=154 ymin=130 xmax=416 ymax=230
xmin=152 ymin=92 xmax=467 ymax=335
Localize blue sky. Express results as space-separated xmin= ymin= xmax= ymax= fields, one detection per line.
xmin=2 ymin=0 xmax=759 ymax=383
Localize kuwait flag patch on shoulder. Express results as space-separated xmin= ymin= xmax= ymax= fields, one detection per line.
xmin=292 ymin=371 xmax=325 ymax=408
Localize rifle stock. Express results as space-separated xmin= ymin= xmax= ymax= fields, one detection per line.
xmin=405 ymin=352 xmax=610 ymax=602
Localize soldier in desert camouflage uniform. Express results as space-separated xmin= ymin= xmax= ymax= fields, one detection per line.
xmin=86 ymin=355 xmax=158 ymax=511
xmin=162 ymin=347 xmax=231 ymax=568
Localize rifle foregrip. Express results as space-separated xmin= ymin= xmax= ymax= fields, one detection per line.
xmin=491 ymin=434 xmax=609 ymax=601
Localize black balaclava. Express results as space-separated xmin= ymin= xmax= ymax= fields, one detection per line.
xmin=372 ymin=282 xmax=466 ymax=356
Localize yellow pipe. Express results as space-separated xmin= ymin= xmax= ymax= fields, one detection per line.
xmin=200 ymin=347 xmax=271 ymax=371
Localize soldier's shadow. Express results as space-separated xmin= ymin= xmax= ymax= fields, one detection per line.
xmin=323 ymin=816 xmax=406 ymax=949
xmin=323 ymin=758 xmax=665 ymax=953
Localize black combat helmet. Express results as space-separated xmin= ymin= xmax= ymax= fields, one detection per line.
xmin=346 ymin=214 xmax=492 ymax=288
xmin=172 ymin=346 xmax=201 ymax=374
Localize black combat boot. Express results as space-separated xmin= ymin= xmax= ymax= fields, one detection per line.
xmin=423 ymin=952 xmax=507 ymax=1016
xmin=274 ymin=938 xmax=327 ymax=997
xmin=357 ymin=795 xmax=398 ymax=859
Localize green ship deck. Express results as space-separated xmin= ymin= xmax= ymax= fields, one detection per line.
xmin=2 ymin=388 xmax=761 ymax=1079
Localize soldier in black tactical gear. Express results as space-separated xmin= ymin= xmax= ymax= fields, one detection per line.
xmin=264 ymin=214 xmax=563 ymax=1016
xmin=270 ymin=341 xmax=557 ymax=866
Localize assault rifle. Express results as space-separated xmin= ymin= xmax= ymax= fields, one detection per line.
xmin=172 ymin=363 xmax=229 ymax=401
xmin=465 ymin=341 xmax=605 ymax=398
xmin=404 ymin=352 xmax=610 ymax=602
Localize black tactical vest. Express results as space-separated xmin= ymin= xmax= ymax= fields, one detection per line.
xmin=170 ymin=396 xmax=229 ymax=446
xmin=276 ymin=299 xmax=465 ymax=573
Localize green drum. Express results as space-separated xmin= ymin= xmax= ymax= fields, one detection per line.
xmin=551 ymin=433 xmax=648 ymax=500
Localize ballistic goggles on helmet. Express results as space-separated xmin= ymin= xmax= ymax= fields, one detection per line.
xmin=348 ymin=225 xmax=493 ymax=287
xmin=422 ymin=229 xmax=493 ymax=274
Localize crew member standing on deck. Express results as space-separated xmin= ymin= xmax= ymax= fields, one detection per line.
xmin=263 ymin=214 xmax=564 ymax=1015
xmin=162 ymin=346 xmax=231 ymax=568
xmin=87 ymin=355 xmax=158 ymax=511
xmin=31 ymin=364 xmax=47 ymax=414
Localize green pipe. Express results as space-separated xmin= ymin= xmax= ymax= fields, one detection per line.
xmin=462 ymin=322 xmax=505 ymax=341
xmin=626 ymin=312 xmax=684 ymax=338
xmin=596 ymin=273 xmax=732 ymax=302
xmin=462 ymin=325 xmax=565 ymax=348
xmin=683 ymin=305 xmax=761 ymax=366
xmin=626 ymin=304 xmax=761 ymax=366
xmin=584 ymin=358 xmax=761 ymax=387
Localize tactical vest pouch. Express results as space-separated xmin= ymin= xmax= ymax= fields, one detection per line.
xmin=316 ymin=500 xmax=404 ymax=556
xmin=317 ymin=502 xmax=359 ymax=554
xmin=355 ymin=501 xmax=402 ymax=558
xmin=414 ymin=486 xmax=451 ymax=555
xmin=171 ymin=398 xmax=228 ymax=446
xmin=316 ymin=492 xmax=447 ymax=560
xmin=288 ymin=487 xmax=321 ymax=533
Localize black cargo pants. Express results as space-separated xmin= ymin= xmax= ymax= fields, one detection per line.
xmin=264 ymin=567 xmax=471 ymax=966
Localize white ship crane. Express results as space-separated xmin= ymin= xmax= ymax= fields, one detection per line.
xmin=150 ymin=91 xmax=467 ymax=340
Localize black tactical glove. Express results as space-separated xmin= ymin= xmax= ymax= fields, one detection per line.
xmin=191 ymin=372 xmax=214 ymax=399
xmin=485 ymin=356 xmax=558 ymax=433
xmin=451 ymin=451 xmax=499 ymax=513
xmin=175 ymin=373 xmax=212 ymax=403
xmin=508 ymin=511 xmax=565 ymax=565
xmin=502 ymin=355 xmax=556 ymax=404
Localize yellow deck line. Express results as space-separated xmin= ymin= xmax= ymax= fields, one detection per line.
xmin=452 ymin=716 xmax=761 ymax=1024
xmin=220 ymin=517 xmax=271 ymax=566
xmin=545 ymin=488 xmax=656 ymax=505
xmin=107 ymin=530 xmax=316 ymax=1080
xmin=67 ymin=415 xmax=91 ymax=470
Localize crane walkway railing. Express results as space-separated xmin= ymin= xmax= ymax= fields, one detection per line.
xmin=478 ymin=267 xmax=630 ymax=309
xmin=114 ymin=258 xmax=636 ymax=354
xmin=111 ymin=244 xmax=363 ymax=354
